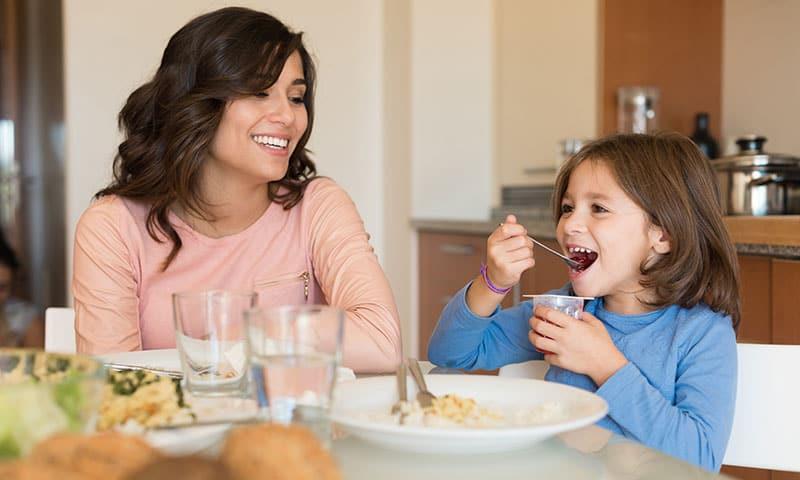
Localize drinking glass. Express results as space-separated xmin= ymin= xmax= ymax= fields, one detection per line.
xmin=172 ymin=290 xmax=257 ymax=397
xmin=245 ymin=305 xmax=344 ymax=445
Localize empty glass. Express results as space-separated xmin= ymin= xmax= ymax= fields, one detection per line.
xmin=172 ymin=290 xmax=256 ymax=397
xmin=245 ymin=305 xmax=344 ymax=446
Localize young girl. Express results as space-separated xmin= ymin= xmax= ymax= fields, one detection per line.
xmin=428 ymin=133 xmax=740 ymax=472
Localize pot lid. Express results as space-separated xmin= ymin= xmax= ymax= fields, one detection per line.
xmin=711 ymin=135 xmax=800 ymax=169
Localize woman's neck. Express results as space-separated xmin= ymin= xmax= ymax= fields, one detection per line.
xmin=174 ymin=173 xmax=271 ymax=239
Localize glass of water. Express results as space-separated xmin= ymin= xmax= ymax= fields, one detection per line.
xmin=245 ymin=305 xmax=344 ymax=445
xmin=172 ymin=290 xmax=257 ymax=397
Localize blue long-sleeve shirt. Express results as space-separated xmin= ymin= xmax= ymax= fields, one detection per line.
xmin=428 ymin=283 xmax=737 ymax=472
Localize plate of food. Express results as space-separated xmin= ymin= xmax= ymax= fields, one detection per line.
xmin=98 ymin=349 xmax=258 ymax=456
xmin=330 ymin=375 xmax=607 ymax=454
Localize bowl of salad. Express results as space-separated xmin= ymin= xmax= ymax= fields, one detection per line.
xmin=0 ymin=349 xmax=105 ymax=458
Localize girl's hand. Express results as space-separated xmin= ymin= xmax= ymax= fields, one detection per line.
xmin=528 ymin=305 xmax=628 ymax=386
xmin=486 ymin=215 xmax=535 ymax=289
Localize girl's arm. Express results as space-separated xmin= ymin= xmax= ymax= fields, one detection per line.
xmin=72 ymin=198 xmax=142 ymax=353
xmin=595 ymin=314 xmax=737 ymax=472
xmin=305 ymin=179 xmax=402 ymax=374
xmin=427 ymin=283 xmax=543 ymax=370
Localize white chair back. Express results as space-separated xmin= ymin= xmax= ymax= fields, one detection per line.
xmin=497 ymin=359 xmax=549 ymax=380
xmin=723 ymin=343 xmax=800 ymax=472
xmin=44 ymin=307 xmax=76 ymax=353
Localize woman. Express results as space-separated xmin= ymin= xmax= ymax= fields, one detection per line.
xmin=72 ymin=7 xmax=401 ymax=373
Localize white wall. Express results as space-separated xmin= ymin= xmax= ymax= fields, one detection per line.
xmin=410 ymin=0 xmax=494 ymax=221
xmin=495 ymin=0 xmax=598 ymax=194
xmin=63 ymin=0 xmax=387 ymax=288
xmin=722 ymin=0 xmax=800 ymax=156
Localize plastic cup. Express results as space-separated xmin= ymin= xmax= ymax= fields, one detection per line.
xmin=526 ymin=294 xmax=593 ymax=319
xmin=525 ymin=294 xmax=593 ymax=355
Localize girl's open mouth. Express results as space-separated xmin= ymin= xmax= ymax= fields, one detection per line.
xmin=568 ymin=246 xmax=598 ymax=273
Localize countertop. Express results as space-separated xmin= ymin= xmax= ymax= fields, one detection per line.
xmin=411 ymin=215 xmax=800 ymax=259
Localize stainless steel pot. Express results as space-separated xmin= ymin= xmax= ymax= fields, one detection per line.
xmin=711 ymin=136 xmax=800 ymax=216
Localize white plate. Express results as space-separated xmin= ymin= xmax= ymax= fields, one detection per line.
xmin=331 ymin=375 xmax=607 ymax=454
xmin=98 ymin=349 xmax=243 ymax=456
xmin=97 ymin=349 xmax=356 ymax=456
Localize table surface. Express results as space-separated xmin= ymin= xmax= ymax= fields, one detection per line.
xmin=101 ymin=350 xmax=731 ymax=479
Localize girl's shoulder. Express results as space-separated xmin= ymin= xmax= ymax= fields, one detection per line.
xmin=674 ymin=302 xmax=736 ymax=352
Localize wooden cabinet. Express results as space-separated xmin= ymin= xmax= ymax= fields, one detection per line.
xmin=418 ymin=232 xmax=486 ymax=359
xmin=737 ymin=256 xmax=772 ymax=343
xmin=735 ymin=256 xmax=800 ymax=345
xmin=771 ymin=259 xmax=800 ymax=345
xmin=722 ymin=256 xmax=800 ymax=480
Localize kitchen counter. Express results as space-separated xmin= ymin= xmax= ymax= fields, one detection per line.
xmin=411 ymin=215 xmax=800 ymax=259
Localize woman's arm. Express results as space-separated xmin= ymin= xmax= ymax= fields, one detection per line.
xmin=428 ymin=283 xmax=542 ymax=370
xmin=595 ymin=314 xmax=737 ymax=472
xmin=305 ymin=179 xmax=402 ymax=373
xmin=72 ymin=198 xmax=142 ymax=353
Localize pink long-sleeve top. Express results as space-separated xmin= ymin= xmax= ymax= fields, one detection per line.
xmin=72 ymin=177 xmax=402 ymax=373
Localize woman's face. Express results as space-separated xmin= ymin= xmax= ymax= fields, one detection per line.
xmin=206 ymin=50 xmax=309 ymax=187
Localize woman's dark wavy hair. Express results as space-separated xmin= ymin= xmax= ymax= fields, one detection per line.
xmin=552 ymin=133 xmax=741 ymax=328
xmin=96 ymin=7 xmax=317 ymax=269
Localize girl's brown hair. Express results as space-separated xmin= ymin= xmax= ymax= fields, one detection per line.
xmin=96 ymin=7 xmax=317 ymax=269
xmin=552 ymin=133 xmax=740 ymax=327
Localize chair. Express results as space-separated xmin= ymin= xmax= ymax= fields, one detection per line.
xmin=722 ymin=343 xmax=800 ymax=472
xmin=497 ymin=359 xmax=549 ymax=380
xmin=44 ymin=307 xmax=76 ymax=353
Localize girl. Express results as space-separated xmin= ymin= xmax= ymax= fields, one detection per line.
xmin=428 ymin=133 xmax=739 ymax=471
xmin=72 ymin=7 xmax=401 ymax=373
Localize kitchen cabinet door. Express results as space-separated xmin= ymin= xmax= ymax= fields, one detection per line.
xmin=736 ymin=255 xmax=772 ymax=343
xmin=771 ymin=258 xmax=800 ymax=345
xmin=418 ymin=232 xmax=486 ymax=359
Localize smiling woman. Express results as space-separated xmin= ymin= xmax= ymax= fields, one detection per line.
xmin=71 ymin=7 xmax=401 ymax=374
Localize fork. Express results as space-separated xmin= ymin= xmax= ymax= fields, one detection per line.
xmin=408 ymin=358 xmax=436 ymax=408
xmin=390 ymin=362 xmax=408 ymax=424
xmin=527 ymin=235 xmax=582 ymax=270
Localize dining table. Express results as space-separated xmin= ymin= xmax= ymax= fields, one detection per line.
xmin=101 ymin=350 xmax=733 ymax=480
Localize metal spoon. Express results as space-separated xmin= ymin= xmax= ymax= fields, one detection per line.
xmin=407 ymin=358 xmax=436 ymax=408
xmin=390 ymin=362 xmax=408 ymax=424
xmin=527 ymin=235 xmax=583 ymax=270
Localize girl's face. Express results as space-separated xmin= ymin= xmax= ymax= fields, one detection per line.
xmin=556 ymin=159 xmax=670 ymax=312
xmin=205 ymin=51 xmax=308 ymax=187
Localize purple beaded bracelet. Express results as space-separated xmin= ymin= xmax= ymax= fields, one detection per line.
xmin=480 ymin=263 xmax=512 ymax=294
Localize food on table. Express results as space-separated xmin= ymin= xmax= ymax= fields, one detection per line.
xmin=0 ymin=349 xmax=104 ymax=458
xmin=221 ymin=424 xmax=341 ymax=480
xmin=125 ymin=455 xmax=236 ymax=480
xmin=385 ymin=393 xmax=567 ymax=428
xmin=97 ymin=369 xmax=193 ymax=431
xmin=26 ymin=431 xmax=161 ymax=479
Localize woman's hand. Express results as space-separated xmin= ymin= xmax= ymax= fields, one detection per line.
xmin=528 ymin=305 xmax=628 ymax=386
xmin=486 ymin=214 xmax=535 ymax=290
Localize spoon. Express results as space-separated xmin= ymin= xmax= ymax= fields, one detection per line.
xmin=527 ymin=235 xmax=583 ymax=270
xmin=390 ymin=362 xmax=408 ymax=424
xmin=407 ymin=358 xmax=436 ymax=408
